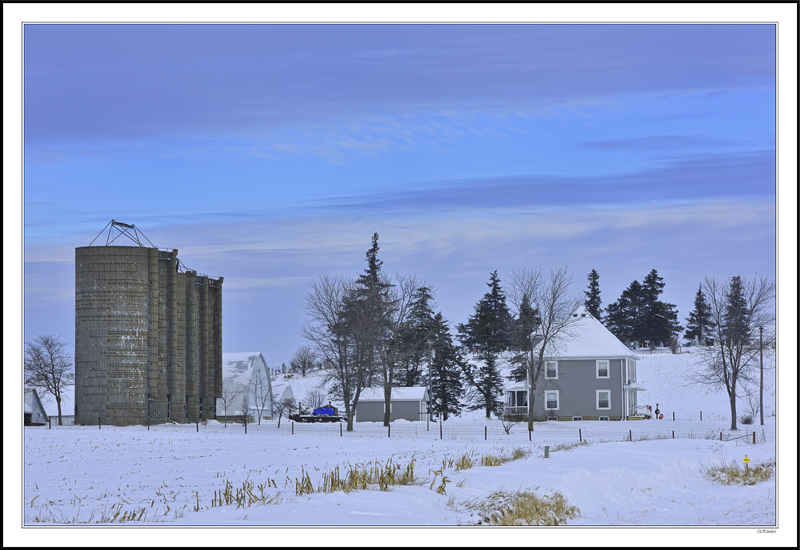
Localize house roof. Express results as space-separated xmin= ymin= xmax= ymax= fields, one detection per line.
xmin=221 ymin=352 xmax=268 ymax=387
xmin=538 ymin=306 xmax=640 ymax=360
xmin=358 ymin=387 xmax=428 ymax=402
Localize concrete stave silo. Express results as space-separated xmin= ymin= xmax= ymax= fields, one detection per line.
xmin=75 ymin=244 xmax=222 ymax=426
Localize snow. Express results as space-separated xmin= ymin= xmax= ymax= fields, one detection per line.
xmin=13 ymin=348 xmax=796 ymax=547
xmin=358 ymin=386 xmax=428 ymax=401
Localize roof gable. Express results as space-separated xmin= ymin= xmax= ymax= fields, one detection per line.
xmin=540 ymin=306 xmax=639 ymax=359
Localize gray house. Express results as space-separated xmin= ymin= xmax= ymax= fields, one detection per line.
xmin=355 ymin=387 xmax=429 ymax=423
xmin=504 ymin=306 xmax=644 ymax=422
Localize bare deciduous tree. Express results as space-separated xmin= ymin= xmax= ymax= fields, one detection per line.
xmin=24 ymin=335 xmax=73 ymax=426
xmin=218 ymin=378 xmax=246 ymax=427
xmin=301 ymin=274 xmax=364 ymax=432
xmin=377 ymin=273 xmax=419 ymax=427
xmin=249 ymin=369 xmax=272 ymax=425
xmin=290 ymin=346 xmax=317 ymax=377
xmin=303 ymin=389 xmax=326 ymax=411
xmin=274 ymin=397 xmax=297 ymax=429
xmin=511 ymin=267 xmax=582 ymax=432
xmin=687 ymin=275 xmax=775 ymax=430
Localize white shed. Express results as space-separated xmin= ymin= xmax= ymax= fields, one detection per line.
xmin=217 ymin=352 xmax=273 ymax=423
xmin=24 ymin=388 xmax=48 ymax=426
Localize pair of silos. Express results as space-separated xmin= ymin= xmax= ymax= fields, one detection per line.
xmin=74 ymin=246 xmax=222 ymax=426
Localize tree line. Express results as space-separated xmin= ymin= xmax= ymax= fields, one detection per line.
xmin=24 ymin=233 xmax=775 ymax=433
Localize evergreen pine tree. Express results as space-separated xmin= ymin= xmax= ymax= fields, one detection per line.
xmin=605 ymin=270 xmax=683 ymax=347
xmin=429 ymin=312 xmax=464 ymax=420
xmin=345 ymin=232 xmax=393 ymax=388
xmin=584 ymin=269 xmax=602 ymax=320
xmin=604 ymin=280 xmax=645 ymax=343
xmin=641 ymin=269 xmax=683 ymax=348
xmin=457 ymin=271 xmax=513 ymax=418
xmin=723 ymin=275 xmax=749 ymax=346
xmin=397 ymin=286 xmax=437 ymax=387
xmin=685 ymin=284 xmax=712 ymax=345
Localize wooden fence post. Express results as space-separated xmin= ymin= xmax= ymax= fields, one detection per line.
xmin=99 ymin=417 xmax=101 ymax=430
xmin=340 ymin=423 xmax=343 ymax=437
xmin=629 ymin=429 xmax=632 ymax=442
xmin=720 ymin=431 xmax=723 ymax=441
xmin=440 ymin=421 xmax=443 ymax=440
xmin=672 ymin=430 xmax=674 ymax=439
xmin=196 ymin=420 xmax=199 ymax=432
xmin=700 ymin=411 xmax=702 ymax=421
xmin=485 ymin=426 xmax=487 ymax=440
xmin=388 ymin=424 xmax=391 ymax=438
xmin=673 ymin=411 xmax=675 ymax=421
xmin=579 ymin=429 xmax=582 ymax=443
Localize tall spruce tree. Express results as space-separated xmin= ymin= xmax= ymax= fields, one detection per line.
xmin=429 ymin=312 xmax=464 ymax=420
xmin=604 ymin=280 xmax=645 ymax=343
xmin=641 ymin=269 xmax=683 ymax=348
xmin=397 ymin=286 xmax=437 ymax=387
xmin=685 ymin=284 xmax=712 ymax=345
xmin=584 ymin=269 xmax=602 ymax=320
xmin=723 ymin=276 xmax=749 ymax=345
xmin=343 ymin=233 xmax=393 ymax=414
xmin=605 ymin=270 xmax=682 ymax=347
xmin=457 ymin=271 xmax=513 ymax=418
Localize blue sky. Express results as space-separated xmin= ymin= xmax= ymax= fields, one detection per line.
xmin=21 ymin=23 xmax=779 ymax=367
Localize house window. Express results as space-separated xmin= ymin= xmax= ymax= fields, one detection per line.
xmin=545 ymin=390 xmax=559 ymax=410
xmin=629 ymin=361 xmax=636 ymax=382
xmin=572 ymin=416 xmax=582 ymax=421
xmin=597 ymin=390 xmax=611 ymax=410
xmin=599 ymin=416 xmax=609 ymax=421
xmin=545 ymin=361 xmax=558 ymax=379
xmin=596 ymin=360 xmax=610 ymax=378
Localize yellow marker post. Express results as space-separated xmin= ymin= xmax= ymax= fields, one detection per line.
xmin=743 ymin=455 xmax=750 ymax=471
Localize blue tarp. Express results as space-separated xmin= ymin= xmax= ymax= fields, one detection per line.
xmin=313 ymin=407 xmax=335 ymax=416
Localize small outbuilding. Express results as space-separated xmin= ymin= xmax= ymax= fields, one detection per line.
xmin=355 ymin=387 xmax=429 ymax=423
xmin=24 ymin=388 xmax=48 ymax=426
xmin=217 ymin=352 xmax=273 ymax=423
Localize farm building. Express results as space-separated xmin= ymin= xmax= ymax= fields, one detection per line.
xmin=355 ymin=387 xmax=429 ymax=423
xmin=503 ymin=306 xmax=644 ymax=422
xmin=216 ymin=352 xmax=273 ymax=423
xmin=24 ymin=388 xmax=48 ymax=426
xmin=39 ymin=384 xmax=76 ymax=426
xmin=74 ymin=221 xmax=223 ymax=426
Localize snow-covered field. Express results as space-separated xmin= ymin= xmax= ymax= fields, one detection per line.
xmin=13 ymin=348 xmax=795 ymax=547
